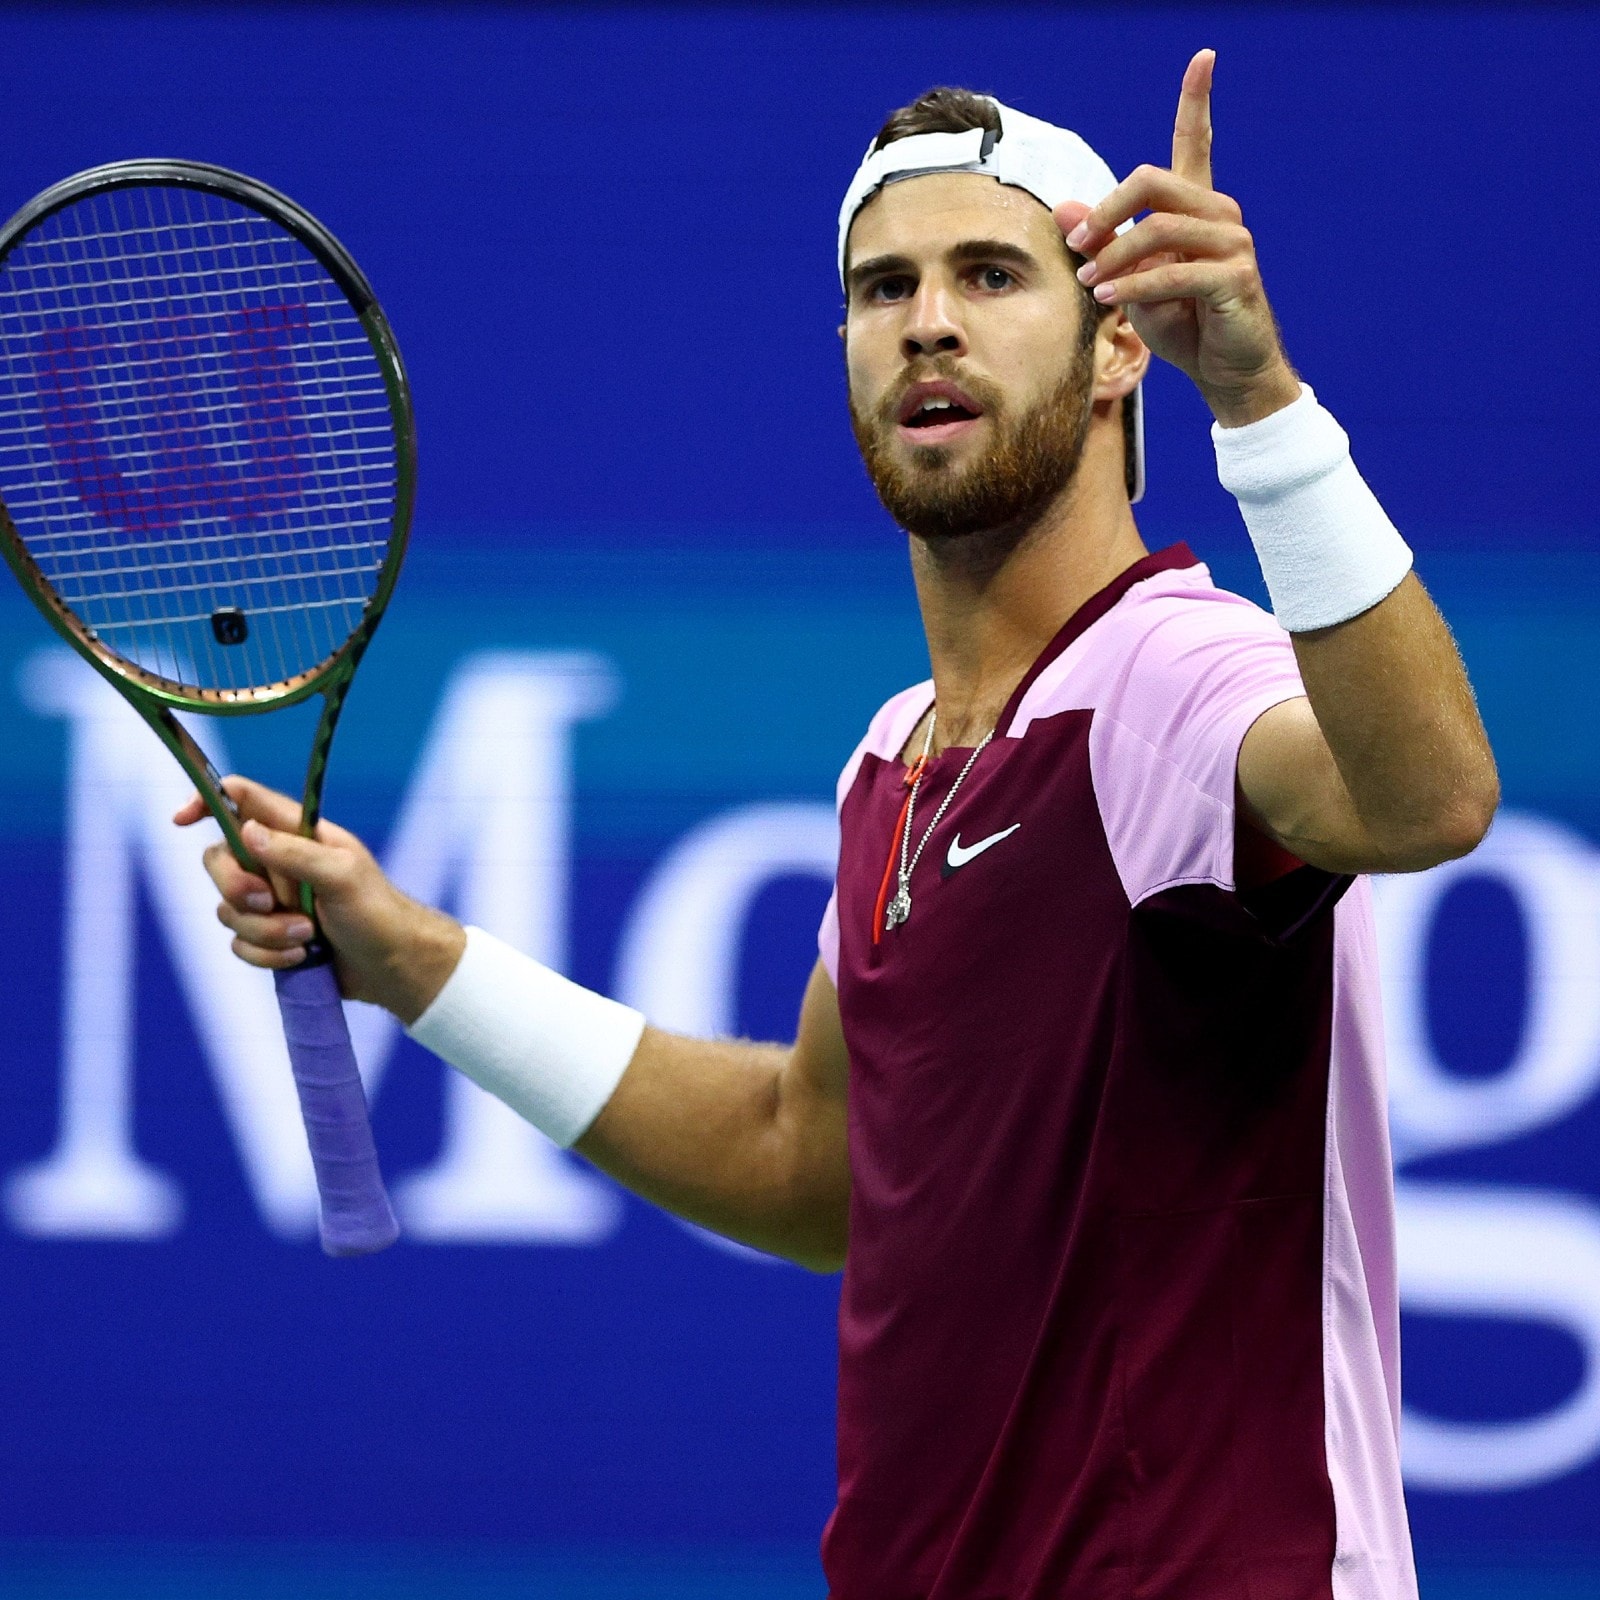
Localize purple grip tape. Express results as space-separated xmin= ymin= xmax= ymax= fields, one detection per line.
xmin=273 ymin=960 xmax=400 ymax=1256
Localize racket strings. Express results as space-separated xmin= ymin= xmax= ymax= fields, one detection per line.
xmin=0 ymin=182 xmax=398 ymax=695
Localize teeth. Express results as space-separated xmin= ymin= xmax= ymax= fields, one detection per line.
xmin=921 ymin=397 xmax=953 ymax=411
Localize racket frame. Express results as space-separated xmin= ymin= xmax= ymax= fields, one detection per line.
xmin=0 ymin=160 xmax=416 ymax=894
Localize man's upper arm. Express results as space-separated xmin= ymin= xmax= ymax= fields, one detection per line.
xmin=790 ymin=957 xmax=849 ymax=1109
xmin=1238 ymin=694 xmax=1379 ymax=875
xmin=774 ymin=959 xmax=850 ymax=1269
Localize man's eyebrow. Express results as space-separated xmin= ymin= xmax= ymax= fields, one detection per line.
xmin=947 ymin=238 xmax=1041 ymax=271
xmin=847 ymin=239 xmax=1043 ymax=294
xmin=847 ymin=253 xmax=914 ymax=292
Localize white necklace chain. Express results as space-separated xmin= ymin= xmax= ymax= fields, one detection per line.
xmin=884 ymin=711 xmax=994 ymax=932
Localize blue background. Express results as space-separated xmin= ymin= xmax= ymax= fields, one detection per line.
xmin=0 ymin=4 xmax=1597 ymax=1594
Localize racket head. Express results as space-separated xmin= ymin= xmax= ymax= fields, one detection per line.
xmin=0 ymin=159 xmax=415 ymax=715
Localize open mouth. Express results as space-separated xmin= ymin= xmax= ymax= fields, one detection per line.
xmin=896 ymin=381 xmax=985 ymax=442
xmin=904 ymin=396 xmax=981 ymax=428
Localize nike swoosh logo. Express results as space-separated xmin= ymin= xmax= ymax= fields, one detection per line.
xmin=942 ymin=823 xmax=1021 ymax=877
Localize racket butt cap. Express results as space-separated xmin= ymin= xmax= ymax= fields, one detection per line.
xmin=319 ymin=1209 xmax=401 ymax=1257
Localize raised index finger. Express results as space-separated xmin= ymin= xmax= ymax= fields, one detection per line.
xmin=1171 ymin=48 xmax=1216 ymax=190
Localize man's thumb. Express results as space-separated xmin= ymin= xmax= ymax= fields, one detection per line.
xmin=241 ymin=819 xmax=344 ymax=889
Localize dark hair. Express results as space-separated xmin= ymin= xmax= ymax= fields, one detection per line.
xmin=869 ymin=87 xmax=1138 ymax=501
xmin=872 ymin=86 xmax=1001 ymax=151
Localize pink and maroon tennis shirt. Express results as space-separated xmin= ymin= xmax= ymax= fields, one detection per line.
xmin=817 ymin=545 xmax=1416 ymax=1600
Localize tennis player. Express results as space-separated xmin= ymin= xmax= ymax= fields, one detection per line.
xmin=182 ymin=51 xmax=1497 ymax=1600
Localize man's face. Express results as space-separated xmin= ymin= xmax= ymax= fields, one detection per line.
xmin=843 ymin=172 xmax=1096 ymax=541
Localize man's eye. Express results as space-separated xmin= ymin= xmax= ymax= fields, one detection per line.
xmin=976 ymin=266 xmax=1013 ymax=291
xmin=870 ymin=277 xmax=913 ymax=302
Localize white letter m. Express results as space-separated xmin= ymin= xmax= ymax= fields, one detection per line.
xmin=5 ymin=649 xmax=623 ymax=1246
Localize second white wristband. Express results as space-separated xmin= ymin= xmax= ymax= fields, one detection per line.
xmin=406 ymin=926 xmax=645 ymax=1149
xmin=1212 ymin=384 xmax=1413 ymax=634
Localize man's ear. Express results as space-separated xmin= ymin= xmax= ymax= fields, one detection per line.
xmin=837 ymin=321 xmax=847 ymax=342
xmin=1093 ymin=308 xmax=1149 ymax=402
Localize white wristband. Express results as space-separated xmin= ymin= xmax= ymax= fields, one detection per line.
xmin=1212 ymin=383 xmax=1413 ymax=633
xmin=406 ymin=926 xmax=646 ymax=1148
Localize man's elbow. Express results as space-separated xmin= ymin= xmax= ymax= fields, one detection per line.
xmin=1384 ymin=775 xmax=1501 ymax=872
xmin=794 ymin=1243 xmax=848 ymax=1275
xmin=787 ymin=1215 xmax=848 ymax=1275
xmin=775 ymin=1198 xmax=848 ymax=1274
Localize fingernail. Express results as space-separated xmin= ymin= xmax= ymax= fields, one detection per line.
xmin=1076 ymin=260 xmax=1097 ymax=285
xmin=1066 ymin=222 xmax=1090 ymax=249
xmin=246 ymin=892 xmax=274 ymax=912
xmin=1093 ymin=282 xmax=1117 ymax=303
xmin=286 ymin=920 xmax=315 ymax=943
xmin=241 ymin=819 xmax=264 ymax=845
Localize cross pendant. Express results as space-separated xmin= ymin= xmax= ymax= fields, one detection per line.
xmin=884 ymin=884 xmax=911 ymax=931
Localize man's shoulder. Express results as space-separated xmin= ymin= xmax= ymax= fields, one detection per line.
xmin=1012 ymin=560 xmax=1291 ymax=733
xmin=1103 ymin=559 xmax=1284 ymax=650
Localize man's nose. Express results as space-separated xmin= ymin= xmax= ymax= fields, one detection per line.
xmin=901 ymin=280 xmax=966 ymax=360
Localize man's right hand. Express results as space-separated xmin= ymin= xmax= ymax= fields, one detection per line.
xmin=173 ymin=776 xmax=466 ymax=1024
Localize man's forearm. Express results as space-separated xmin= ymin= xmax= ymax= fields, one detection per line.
xmin=1219 ymin=387 xmax=1499 ymax=871
xmin=408 ymin=932 xmax=851 ymax=1271
xmin=1288 ymin=573 xmax=1499 ymax=869
xmin=578 ymin=1027 xmax=850 ymax=1272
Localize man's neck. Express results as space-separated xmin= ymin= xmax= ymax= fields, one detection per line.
xmin=908 ymin=470 xmax=1146 ymax=751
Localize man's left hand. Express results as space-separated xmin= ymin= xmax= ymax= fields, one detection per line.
xmin=1056 ymin=49 xmax=1300 ymax=428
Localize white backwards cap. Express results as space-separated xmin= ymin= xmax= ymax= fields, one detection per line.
xmin=838 ymin=99 xmax=1145 ymax=502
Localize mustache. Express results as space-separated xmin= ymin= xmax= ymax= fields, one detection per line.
xmin=872 ymin=361 xmax=1005 ymax=429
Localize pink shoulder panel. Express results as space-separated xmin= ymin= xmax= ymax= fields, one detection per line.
xmin=1010 ymin=565 xmax=1307 ymax=908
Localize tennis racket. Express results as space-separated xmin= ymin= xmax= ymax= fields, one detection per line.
xmin=0 ymin=161 xmax=414 ymax=1256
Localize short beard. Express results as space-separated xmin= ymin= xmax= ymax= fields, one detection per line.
xmin=850 ymin=342 xmax=1096 ymax=545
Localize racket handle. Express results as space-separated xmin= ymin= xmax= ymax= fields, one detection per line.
xmin=273 ymin=958 xmax=400 ymax=1256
